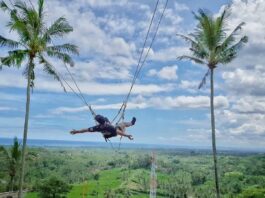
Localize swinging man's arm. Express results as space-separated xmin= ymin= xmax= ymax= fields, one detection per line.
xmin=70 ymin=128 xmax=92 ymax=134
xmin=70 ymin=125 xmax=102 ymax=135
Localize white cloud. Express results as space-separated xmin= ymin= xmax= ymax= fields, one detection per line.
xmin=222 ymin=66 xmax=265 ymax=96
xmin=0 ymin=107 xmax=16 ymax=111
xmin=52 ymin=95 xmax=229 ymax=114
xmin=232 ymin=96 xmax=265 ymax=114
xmin=216 ymin=108 xmax=265 ymax=137
xmin=150 ymin=46 xmax=189 ymax=62
xmin=147 ymin=95 xmax=229 ymax=109
xmin=147 ymin=65 xmax=178 ymax=80
xmin=174 ymin=2 xmax=189 ymax=11
xmin=0 ymin=67 xmax=174 ymax=95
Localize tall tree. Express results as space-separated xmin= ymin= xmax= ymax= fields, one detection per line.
xmin=0 ymin=137 xmax=21 ymax=192
xmin=37 ymin=176 xmax=72 ymax=198
xmin=0 ymin=1 xmax=78 ymax=197
xmin=177 ymin=8 xmax=248 ymax=198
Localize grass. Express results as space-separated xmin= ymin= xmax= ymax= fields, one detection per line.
xmin=25 ymin=167 xmax=171 ymax=197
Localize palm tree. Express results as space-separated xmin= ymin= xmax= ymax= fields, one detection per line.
xmin=0 ymin=137 xmax=21 ymax=192
xmin=0 ymin=1 xmax=78 ymax=197
xmin=177 ymin=8 xmax=248 ymax=198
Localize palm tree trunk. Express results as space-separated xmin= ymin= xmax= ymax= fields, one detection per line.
xmin=210 ymin=68 xmax=220 ymax=198
xmin=18 ymin=59 xmax=33 ymax=198
xmin=10 ymin=176 xmax=14 ymax=192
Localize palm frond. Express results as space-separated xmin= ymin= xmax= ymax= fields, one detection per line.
xmin=43 ymin=17 xmax=73 ymax=42
xmin=177 ymin=33 xmax=198 ymax=46
xmin=177 ymin=55 xmax=206 ymax=65
xmin=0 ymin=146 xmax=11 ymax=161
xmin=1 ymin=49 xmax=28 ymax=67
xmin=38 ymin=0 xmax=44 ymax=19
xmin=0 ymin=0 xmax=11 ymax=12
xmin=177 ymin=33 xmax=209 ymax=58
xmin=10 ymin=137 xmax=21 ymax=161
xmin=7 ymin=10 xmax=31 ymax=42
xmin=46 ymin=50 xmax=74 ymax=66
xmin=15 ymin=3 xmax=41 ymax=36
xmin=195 ymin=9 xmax=216 ymax=51
xmin=218 ymin=35 xmax=248 ymax=64
xmin=218 ymin=22 xmax=246 ymax=51
xmin=23 ymin=62 xmax=35 ymax=88
xmin=198 ymin=69 xmax=210 ymax=89
xmin=14 ymin=0 xmax=29 ymax=16
xmin=0 ymin=35 xmax=21 ymax=48
xmin=47 ymin=44 xmax=79 ymax=55
xmin=214 ymin=8 xmax=229 ymax=45
xmin=39 ymin=55 xmax=66 ymax=92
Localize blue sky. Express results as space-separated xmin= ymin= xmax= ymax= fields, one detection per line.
xmin=0 ymin=0 xmax=265 ymax=149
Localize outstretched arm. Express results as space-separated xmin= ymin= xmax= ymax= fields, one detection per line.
xmin=70 ymin=128 xmax=92 ymax=135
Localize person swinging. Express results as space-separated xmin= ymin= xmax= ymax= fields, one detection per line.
xmin=70 ymin=114 xmax=136 ymax=141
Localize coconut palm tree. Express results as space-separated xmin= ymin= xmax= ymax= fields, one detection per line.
xmin=0 ymin=1 xmax=78 ymax=197
xmin=177 ymin=8 xmax=248 ymax=198
xmin=0 ymin=137 xmax=21 ymax=192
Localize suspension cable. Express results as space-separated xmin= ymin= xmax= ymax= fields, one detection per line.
xmin=113 ymin=0 xmax=169 ymax=122
xmin=111 ymin=0 xmax=161 ymax=123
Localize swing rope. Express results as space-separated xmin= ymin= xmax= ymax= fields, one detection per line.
xmin=112 ymin=0 xmax=169 ymax=124
xmin=52 ymin=0 xmax=168 ymax=150
xmin=111 ymin=0 xmax=160 ymax=123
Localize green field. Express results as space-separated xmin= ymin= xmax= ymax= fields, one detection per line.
xmin=1 ymin=147 xmax=264 ymax=198
xmin=25 ymin=168 xmax=171 ymax=198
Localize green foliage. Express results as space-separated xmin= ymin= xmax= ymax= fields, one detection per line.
xmin=18 ymin=148 xmax=265 ymax=198
xmin=162 ymin=171 xmax=192 ymax=197
xmin=194 ymin=181 xmax=215 ymax=198
xmin=0 ymin=0 xmax=78 ymax=88
xmin=222 ymin=171 xmax=245 ymax=195
xmin=238 ymin=186 xmax=265 ymax=198
xmin=37 ymin=176 xmax=72 ymax=198
xmin=178 ymin=7 xmax=248 ymax=68
xmin=0 ymin=137 xmax=21 ymax=191
xmin=130 ymin=154 xmax=151 ymax=169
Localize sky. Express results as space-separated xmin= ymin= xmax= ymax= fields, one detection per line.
xmin=0 ymin=0 xmax=265 ymax=150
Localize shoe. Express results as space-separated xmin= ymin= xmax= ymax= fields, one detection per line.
xmin=128 ymin=135 xmax=134 ymax=140
xmin=131 ymin=117 xmax=136 ymax=125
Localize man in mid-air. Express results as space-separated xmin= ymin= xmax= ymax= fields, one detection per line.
xmin=70 ymin=114 xmax=136 ymax=141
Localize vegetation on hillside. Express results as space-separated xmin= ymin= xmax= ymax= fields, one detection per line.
xmin=1 ymin=147 xmax=264 ymax=197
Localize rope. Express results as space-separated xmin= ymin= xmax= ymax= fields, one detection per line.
xmin=113 ymin=0 xmax=169 ymax=122
xmin=63 ymin=63 xmax=96 ymax=117
xmin=111 ymin=0 xmax=160 ymax=123
xmin=110 ymin=0 xmax=168 ymax=151
xmin=48 ymin=0 xmax=168 ymax=150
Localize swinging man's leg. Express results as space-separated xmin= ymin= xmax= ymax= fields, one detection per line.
xmin=116 ymin=128 xmax=133 ymax=140
xmin=118 ymin=117 xmax=136 ymax=128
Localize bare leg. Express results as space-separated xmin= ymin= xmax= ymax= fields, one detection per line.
xmin=116 ymin=128 xmax=133 ymax=140
xmin=119 ymin=122 xmax=133 ymax=128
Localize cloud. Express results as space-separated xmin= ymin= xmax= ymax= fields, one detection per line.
xmin=216 ymin=108 xmax=265 ymax=137
xmin=146 ymin=95 xmax=229 ymax=109
xmin=222 ymin=65 xmax=265 ymax=96
xmin=0 ymin=67 xmax=174 ymax=95
xmin=52 ymin=95 xmax=229 ymax=114
xmin=147 ymin=65 xmax=178 ymax=80
xmin=215 ymin=0 xmax=265 ymax=71
xmin=232 ymin=96 xmax=265 ymax=114
xmin=0 ymin=107 xmax=16 ymax=111
xmin=174 ymin=2 xmax=189 ymax=11
xmin=150 ymin=46 xmax=189 ymax=62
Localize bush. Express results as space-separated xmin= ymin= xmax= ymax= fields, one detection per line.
xmin=37 ymin=176 xmax=72 ymax=198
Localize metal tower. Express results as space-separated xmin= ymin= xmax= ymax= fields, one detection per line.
xmin=150 ymin=152 xmax=157 ymax=198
